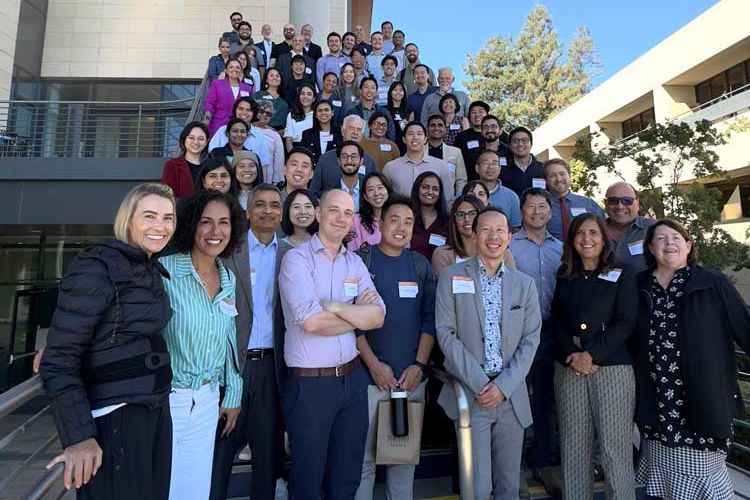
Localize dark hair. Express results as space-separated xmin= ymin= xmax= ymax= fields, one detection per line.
xmin=381 ymin=20 xmax=393 ymax=29
xmin=439 ymin=93 xmax=461 ymax=114
xmin=411 ymin=171 xmax=447 ymax=231
xmin=481 ymin=114 xmax=501 ymax=128
xmin=462 ymin=180 xmax=489 ymax=204
xmin=233 ymin=152 xmax=264 ymax=189
xmin=558 ymin=213 xmax=615 ymax=279
xmin=509 ymin=126 xmax=533 ymax=144
xmin=232 ymin=96 xmax=257 ymax=121
xmin=386 ymin=81 xmax=408 ymax=116
xmin=471 ymin=206 xmax=508 ymax=233
xmin=311 ymin=99 xmax=336 ymax=130
xmin=321 ymin=72 xmax=339 ymax=88
xmin=520 ymin=187 xmax=552 ymax=208
xmin=359 ymin=76 xmax=378 ymax=90
xmin=337 ymin=63 xmax=358 ymax=95
xmin=342 ymin=31 xmax=356 ymax=41
xmin=291 ymin=54 xmax=306 ymax=65
xmin=260 ymin=67 xmax=283 ymax=91
xmin=179 ymin=121 xmax=209 ymax=156
xmin=291 ymin=83 xmax=317 ymax=121
xmin=427 ymin=114 xmax=446 ymax=126
xmin=218 ymin=38 xmax=231 ymax=47
xmin=351 ymin=47 xmax=367 ymax=59
xmin=280 ymin=188 xmax=319 ymax=236
xmin=469 ymin=100 xmax=490 ymax=114
xmin=370 ymin=30 xmax=383 ymax=38
xmin=380 ymin=193 xmax=411 ymax=219
xmin=287 ymin=146 xmax=315 ymax=165
xmin=336 ymin=139 xmax=364 ymax=159
xmin=448 ymin=195 xmax=484 ymax=258
xmin=368 ymin=110 xmax=388 ymax=127
xmin=327 ymin=31 xmax=341 ymax=42
xmin=412 ymin=64 xmax=430 ymax=75
xmin=173 ymin=189 xmax=246 ymax=258
xmin=381 ymin=55 xmax=398 ymax=67
xmin=237 ymin=21 xmax=251 ymax=30
xmin=359 ymin=173 xmax=393 ymax=234
xmin=229 ymin=12 xmax=242 ymax=20
xmin=224 ymin=117 xmax=248 ymax=142
xmin=393 ymin=29 xmax=405 ymax=37
xmin=405 ymin=43 xmax=418 ymax=50
xmin=403 ymin=120 xmax=427 ymax=136
xmin=225 ymin=57 xmax=242 ymax=69
xmin=196 ymin=158 xmax=237 ymax=196
xmin=643 ymin=218 xmax=698 ymax=270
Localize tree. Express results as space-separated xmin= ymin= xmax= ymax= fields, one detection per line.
xmin=573 ymin=119 xmax=750 ymax=272
xmin=463 ymin=5 xmax=600 ymax=129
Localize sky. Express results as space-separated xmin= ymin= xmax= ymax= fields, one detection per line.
xmin=370 ymin=0 xmax=721 ymax=91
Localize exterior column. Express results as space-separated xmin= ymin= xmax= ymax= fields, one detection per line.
xmin=290 ymin=0 xmax=331 ymax=47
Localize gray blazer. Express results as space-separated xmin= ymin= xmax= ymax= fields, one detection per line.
xmin=435 ymin=257 xmax=541 ymax=427
xmin=222 ymin=232 xmax=287 ymax=388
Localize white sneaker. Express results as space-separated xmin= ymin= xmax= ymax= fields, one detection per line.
xmin=238 ymin=445 xmax=252 ymax=461
xmin=274 ymin=478 xmax=288 ymax=500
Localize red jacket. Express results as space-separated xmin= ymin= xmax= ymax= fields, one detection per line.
xmin=161 ymin=157 xmax=194 ymax=197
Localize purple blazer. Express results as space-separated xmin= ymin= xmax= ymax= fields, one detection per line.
xmin=204 ymin=79 xmax=254 ymax=137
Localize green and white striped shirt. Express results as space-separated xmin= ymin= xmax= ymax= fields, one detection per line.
xmin=159 ymin=252 xmax=243 ymax=408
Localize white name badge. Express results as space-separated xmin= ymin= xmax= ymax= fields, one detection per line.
xmin=447 ymin=162 xmax=456 ymax=173
xmin=398 ymin=281 xmax=418 ymax=298
xmin=532 ymin=178 xmax=546 ymax=189
xmin=467 ymin=140 xmax=480 ymax=149
xmin=455 ymin=256 xmax=467 ymax=264
xmin=358 ymin=165 xmax=366 ymax=175
xmin=240 ymin=91 xmax=250 ymax=97
xmin=344 ymin=278 xmax=359 ymax=297
xmin=598 ymin=268 xmax=623 ymax=283
xmin=332 ymin=100 xmax=342 ymax=107
xmin=351 ymin=95 xmax=357 ymax=102
xmin=628 ymin=239 xmax=644 ymax=255
xmin=452 ymin=276 xmax=475 ymax=294
xmin=499 ymin=157 xmax=507 ymax=166
xmin=262 ymin=94 xmax=274 ymax=100
xmin=220 ymin=299 xmax=239 ymax=316
xmin=379 ymin=143 xmax=392 ymax=152
xmin=428 ymin=233 xmax=446 ymax=247
xmin=570 ymin=207 xmax=587 ymax=217
xmin=250 ymin=267 xmax=257 ymax=285
xmin=339 ymin=61 xmax=345 ymax=67
xmin=394 ymin=114 xmax=402 ymax=121
xmin=304 ymin=67 xmax=312 ymax=74
xmin=449 ymin=123 xmax=461 ymax=131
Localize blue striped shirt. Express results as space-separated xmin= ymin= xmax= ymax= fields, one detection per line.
xmin=159 ymin=253 xmax=243 ymax=408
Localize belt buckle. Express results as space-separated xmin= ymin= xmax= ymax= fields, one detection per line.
xmin=257 ymin=350 xmax=265 ymax=359
xmin=335 ymin=365 xmax=342 ymax=377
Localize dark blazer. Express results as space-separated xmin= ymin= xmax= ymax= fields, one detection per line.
xmin=308 ymin=149 xmax=377 ymax=197
xmin=300 ymin=127 xmax=343 ymax=166
xmin=304 ymin=42 xmax=323 ymax=61
xmin=634 ymin=265 xmax=750 ymax=440
xmin=222 ymin=232 xmax=287 ymax=389
xmin=254 ymin=40 xmax=274 ymax=68
xmin=550 ymin=267 xmax=637 ymax=366
xmin=275 ymin=52 xmax=316 ymax=88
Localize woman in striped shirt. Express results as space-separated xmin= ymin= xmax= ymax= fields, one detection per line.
xmin=159 ymin=190 xmax=246 ymax=500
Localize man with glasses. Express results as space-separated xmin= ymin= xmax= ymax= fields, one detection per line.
xmin=397 ymin=44 xmax=435 ymax=96
xmin=501 ymin=127 xmax=545 ymax=198
xmin=467 ymin=115 xmax=511 ymax=182
xmin=222 ymin=12 xmax=244 ymax=44
xmin=543 ymin=158 xmax=603 ymax=241
xmin=475 ymin=149 xmax=521 ymax=229
xmin=604 ymin=181 xmax=655 ymax=273
xmin=426 ymin=114 xmax=467 ymax=193
xmin=230 ymin=21 xmax=255 ymax=57
xmin=270 ymin=23 xmax=296 ymax=66
xmin=345 ymin=77 xmax=395 ymax=141
xmin=336 ymin=141 xmax=367 ymax=211
xmin=508 ymin=188 xmax=564 ymax=496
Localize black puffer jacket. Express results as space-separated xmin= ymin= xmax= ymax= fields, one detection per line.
xmin=40 ymin=239 xmax=173 ymax=448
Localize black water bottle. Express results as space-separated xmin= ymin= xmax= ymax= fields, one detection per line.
xmin=390 ymin=386 xmax=409 ymax=437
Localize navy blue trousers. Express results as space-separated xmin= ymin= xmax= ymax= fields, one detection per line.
xmin=282 ymin=364 xmax=369 ymax=500
xmin=528 ymin=324 xmax=559 ymax=469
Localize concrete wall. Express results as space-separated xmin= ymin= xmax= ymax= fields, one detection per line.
xmin=0 ymin=0 xmax=21 ymax=101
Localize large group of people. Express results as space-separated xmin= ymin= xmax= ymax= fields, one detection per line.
xmin=36 ymin=12 xmax=750 ymax=500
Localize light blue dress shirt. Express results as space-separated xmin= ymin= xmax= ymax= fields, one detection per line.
xmin=248 ymin=230 xmax=278 ymax=349
xmin=509 ymin=229 xmax=563 ymax=320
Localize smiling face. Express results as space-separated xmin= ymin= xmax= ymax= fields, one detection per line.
xmin=192 ymin=200 xmax=231 ymax=259
xmin=573 ymin=218 xmax=605 ymax=266
xmin=317 ymin=190 xmax=355 ymax=244
xmin=380 ymin=203 xmax=414 ymax=252
xmin=327 ymin=34 xmax=341 ymax=54
xmin=351 ymin=51 xmax=365 ymax=70
xmin=266 ymin=69 xmax=281 ymax=88
xmin=468 ymin=184 xmax=489 ymax=206
xmin=404 ymin=124 xmax=426 ymax=153
xmin=382 ymin=58 xmax=396 ymax=78
xmin=248 ymin=189 xmax=282 ymax=233
xmin=649 ymin=224 xmax=692 ymax=270
xmin=481 ymin=118 xmax=501 ymax=142
xmin=342 ymin=119 xmax=364 ymax=142
xmin=283 ymin=23 xmax=295 ymax=41
xmin=454 ymin=201 xmax=478 ymax=238
xmin=428 ymin=118 xmax=446 ymax=141
xmin=341 ymin=65 xmax=355 ymax=84
xmin=323 ymin=73 xmax=338 ymax=93
xmin=476 ymin=152 xmax=501 ymax=184
xmin=234 ymin=100 xmax=253 ymax=124
xmin=219 ymin=40 xmax=231 ymax=57
xmin=370 ymin=116 xmax=388 ymax=139
xmin=342 ymin=34 xmax=355 ymax=51
xmin=183 ymin=126 xmax=207 ymax=156
xmin=413 ymin=66 xmax=428 ymax=84
xmin=469 ymin=105 xmax=487 ymax=128
xmin=228 ymin=122 xmax=248 ymax=148
xmin=226 ymin=60 xmax=242 ymax=81
xmin=441 ymin=97 xmax=456 ymax=115
xmin=371 ymin=33 xmax=383 ymax=51
xmin=510 ymin=130 xmax=532 ymax=157
xmin=315 ymin=102 xmax=333 ymax=125
xmin=437 ymin=70 xmax=453 ymax=92
xmin=291 ymin=34 xmax=305 ymax=53
xmin=238 ymin=24 xmax=251 ymax=41
xmin=405 ymin=45 xmax=418 ymax=63
xmin=361 ymin=80 xmax=377 ymax=102
xmin=234 ymin=158 xmax=258 ymax=187
xmin=338 ymin=144 xmax=362 ymax=176
xmin=418 ymin=175 xmax=440 ymax=207
xmin=353 ymin=25 xmax=365 ymax=42
xmin=605 ymin=183 xmax=639 ymax=227
xmin=521 ymin=194 xmax=551 ymax=231
xmin=364 ymin=176 xmax=388 ymax=208
xmin=203 ymin=166 xmax=232 ymax=194
xmin=475 ymin=210 xmax=509 ymax=261
xmin=128 ymin=195 xmax=175 ymax=256
xmin=301 ymin=25 xmax=313 ymax=43
xmin=545 ymin=162 xmax=570 ymax=196
xmin=390 ymin=84 xmax=405 ymax=102
xmin=392 ymin=31 xmax=404 ymax=47
xmin=289 ymin=193 xmax=315 ymax=230
xmin=230 ymin=14 xmax=242 ymax=30
xmin=298 ymin=86 xmax=315 ymax=108
xmin=284 ymin=152 xmax=313 ymax=189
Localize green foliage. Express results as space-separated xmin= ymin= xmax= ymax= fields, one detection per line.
xmin=463 ymin=5 xmax=600 ymax=129
xmin=573 ymin=119 xmax=750 ymax=272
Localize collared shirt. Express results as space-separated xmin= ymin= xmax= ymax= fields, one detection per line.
xmin=340 ymin=177 xmax=361 ymax=211
xmin=159 ymin=253 xmax=243 ymax=408
xmin=279 ymin=234 xmax=385 ymax=368
xmin=377 ymin=76 xmax=396 ymax=104
xmin=399 ymin=64 xmax=435 ymax=96
xmin=248 ymin=230 xmax=278 ymax=349
xmin=610 ymin=215 xmax=656 ymax=274
xmin=548 ymin=191 xmax=605 ymax=241
xmin=479 ymin=260 xmax=504 ymax=374
xmin=406 ymin=85 xmax=437 ymax=123
xmin=316 ymin=52 xmax=350 ymax=90
xmin=487 ymin=181 xmax=522 ymax=229
xmin=382 ymin=153 xmax=455 ymax=202
xmin=366 ymin=52 xmax=386 ymax=81
xmin=509 ymin=229 xmax=562 ymax=320
xmin=382 ymin=39 xmax=394 ymax=54
xmin=208 ymin=125 xmax=272 ymax=168
xmin=260 ymin=39 xmax=273 ymax=67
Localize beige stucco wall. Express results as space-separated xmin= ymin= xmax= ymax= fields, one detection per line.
xmin=0 ymin=0 xmax=21 ymax=102
xmin=39 ymin=0 xmax=348 ymax=80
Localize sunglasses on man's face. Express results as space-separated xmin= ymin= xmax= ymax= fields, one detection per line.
xmin=606 ymin=196 xmax=635 ymax=206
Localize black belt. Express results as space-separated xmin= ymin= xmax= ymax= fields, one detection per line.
xmin=246 ymin=348 xmax=274 ymax=360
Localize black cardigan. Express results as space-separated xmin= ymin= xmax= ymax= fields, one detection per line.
xmin=300 ymin=127 xmax=343 ymax=166
xmin=550 ymin=267 xmax=637 ymax=366
xmin=634 ymin=265 xmax=750 ymax=440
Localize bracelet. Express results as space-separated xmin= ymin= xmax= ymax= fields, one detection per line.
xmin=414 ymin=361 xmax=427 ymax=371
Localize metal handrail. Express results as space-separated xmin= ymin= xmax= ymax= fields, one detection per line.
xmin=0 ymin=375 xmax=43 ymax=419
xmin=23 ymin=463 xmax=64 ymax=500
xmin=186 ymin=71 xmax=211 ymax=126
xmin=429 ymin=367 xmax=475 ymax=499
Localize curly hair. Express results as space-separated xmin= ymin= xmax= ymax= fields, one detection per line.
xmin=172 ymin=190 xmax=247 ymax=258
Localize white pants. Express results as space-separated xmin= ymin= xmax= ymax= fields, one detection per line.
xmin=169 ymin=384 xmax=220 ymax=500
xmin=355 ymin=380 xmax=427 ymax=500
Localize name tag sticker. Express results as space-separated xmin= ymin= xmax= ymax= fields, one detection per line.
xmin=262 ymin=94 xmax=274 ymax=100
xmin=598 ymin=268 xmax=623 ymax=283
xmin=332 ymin=99 xmax=343 ymax=107
xmin=351 ymin=95 xmax=357 ymax=102
xmin=344 ymin=278 xmax=359 ymax=297
xmin=220 ymin=299 xmax=238 ymax=317
xmin=455 ymin=256 xmax=467 ymax=264
xmin=570 ymin=207 xmax=587 ymax=217
xmin=398 ymin=281 xmax=418 ymax=298
xmin=358 ymin=165 xmax=366 ymax=175
xmin=428 ymin=233 xmax=446 ymax=247
xmin=452 ymin=276 xmax=475 ymax=294
xmin=379 ymin=143 xmax=392 ymax=152
xmin=449 ymin=123 xmax=461 ymax=131
xmin=467 ymin=140 xmax=480 ymax=149
xmin=447 ymin=162 xmax=456 ymax=173
xmin=304 ymin=67 xmax=312 ymax=74
xmin=499 ymin=157 xmax=507 ymax=166
xmin=628 ymin=240 xmax=644 ymax=256
xmin=394 ymin=114 xmax=402 ymax=121
xmin=250 ymin=267 xmax=257 ymax=285
xmin=532 ymin=178 xmax=546 ymax=189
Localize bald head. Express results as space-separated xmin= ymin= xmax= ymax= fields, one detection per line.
xmin=605 ymin=181 xmax=640 ymax=227
xmin=317 ymin=189 xmax=355 ymax=244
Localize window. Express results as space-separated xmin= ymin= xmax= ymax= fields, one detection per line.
xmin=694 ymin=59 xmax=750 ymax=106
xmin=622 ymin=107 xmax=655 ymax=137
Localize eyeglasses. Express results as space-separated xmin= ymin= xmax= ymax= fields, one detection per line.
xmin=340 ymin=153 xmax=361 ymax=161
xmin=370 ymin=121 xmax=387 ymax=128
xmin=606 ymin=196 xmax=635 ymax=206
xmin=256 ymin=110 xmax=272 ymax=117
xmin=510 ymin=137 xmax=531 ymax=145
xmin=455 ymin=210 xmax=478 ymax=220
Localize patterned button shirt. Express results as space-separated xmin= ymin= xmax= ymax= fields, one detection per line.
xmin=479 ymin=260 xmax=504 ymax=374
